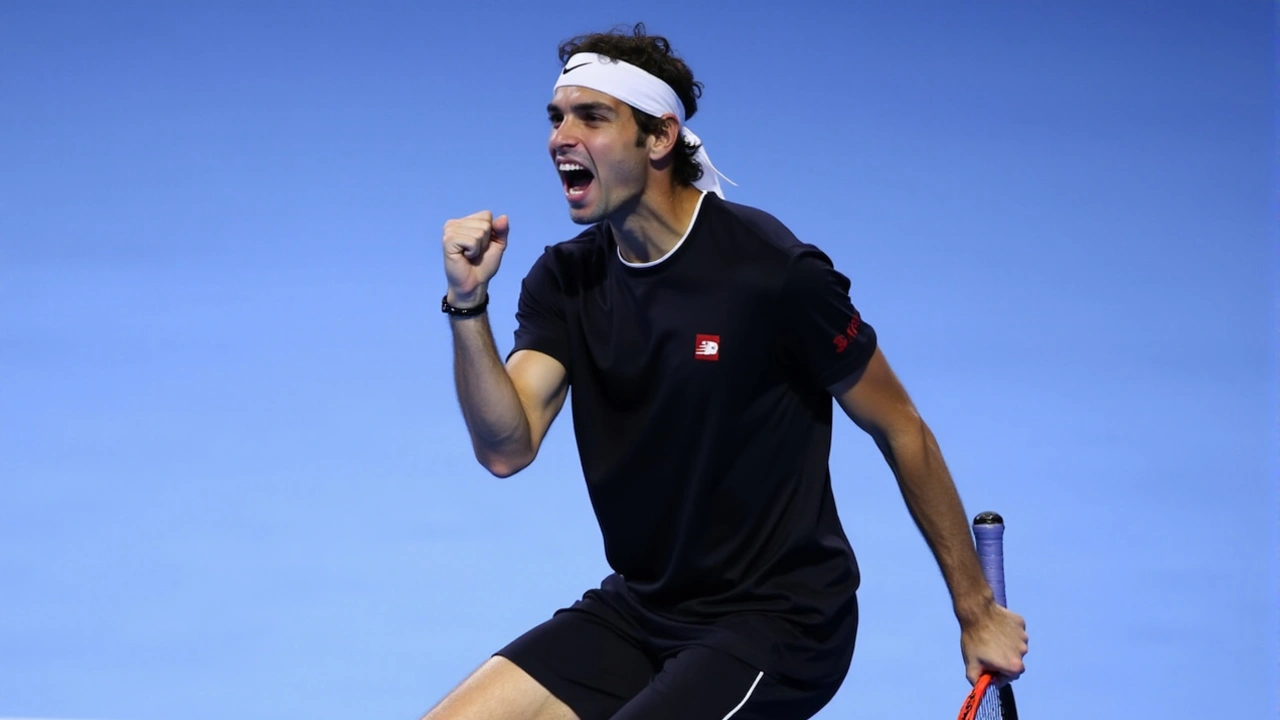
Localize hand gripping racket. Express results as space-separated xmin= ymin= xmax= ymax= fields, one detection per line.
xmin=957 ymin=511 xmax=1019 ymax=720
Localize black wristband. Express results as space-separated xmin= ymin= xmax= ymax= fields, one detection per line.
xmin=441 ymin=293 xmax=489 ymax=317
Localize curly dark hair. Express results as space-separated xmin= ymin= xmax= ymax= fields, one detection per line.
xmin=558 ymin=23 xmax=705 ymax=187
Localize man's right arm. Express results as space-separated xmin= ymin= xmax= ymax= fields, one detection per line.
xmin=450 ymin=308 xmax=568 ymax=477
xmin=441 ymin=210 xmax=568 ymax=478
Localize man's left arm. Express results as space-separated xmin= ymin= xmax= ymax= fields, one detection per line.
xmin=829 ymin=348 xmax=1029 ymax=685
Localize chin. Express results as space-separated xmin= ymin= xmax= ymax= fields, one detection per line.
xmin=567 ymin=205 xmax=606 ymax=225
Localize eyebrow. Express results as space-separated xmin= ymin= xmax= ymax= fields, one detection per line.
xmin=546 ymin=101 xmax=617 ymax=117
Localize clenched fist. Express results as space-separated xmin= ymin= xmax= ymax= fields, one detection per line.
xmin=442 ymin=211 xmax=509 ymax=307
xmin=961 ymin=603 xmax=1028 ymax=686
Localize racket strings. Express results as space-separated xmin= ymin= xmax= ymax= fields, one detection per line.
xmin=974 ymin=685 xmax=1004 ymax=720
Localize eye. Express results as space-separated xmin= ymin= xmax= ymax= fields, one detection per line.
xmin=548 ymin=113 xmax=564 ymax=127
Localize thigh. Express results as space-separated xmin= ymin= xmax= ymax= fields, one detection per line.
xmin=610 ymin=646 xmax=841 ymax=720
xmin=421 ymin=655 xmax=578 ymax=720
xmin=495 ymin=607 xmax=659 ymax=720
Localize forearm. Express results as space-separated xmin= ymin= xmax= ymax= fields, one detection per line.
xmin=875 ymin=418 xmax=995 ymax=624
xmin=449 ymin=314 xmax=534 ymax=476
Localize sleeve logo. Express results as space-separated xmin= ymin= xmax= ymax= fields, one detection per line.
xmin=832 ymin=313 xmax=862 ymax=353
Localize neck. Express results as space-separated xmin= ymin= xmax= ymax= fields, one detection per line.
xmin=609 ymin=183 xmax=704 ymax=264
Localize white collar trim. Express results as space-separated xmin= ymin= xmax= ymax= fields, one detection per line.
xmin=617 ymin=192 xmax=708 ymax=268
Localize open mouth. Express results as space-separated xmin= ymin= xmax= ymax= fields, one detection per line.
xmin=558 ymin=162 xmax=595 ymax=200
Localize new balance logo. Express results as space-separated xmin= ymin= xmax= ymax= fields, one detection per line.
xmin=694 ymin=334 xmax=720 ymax=361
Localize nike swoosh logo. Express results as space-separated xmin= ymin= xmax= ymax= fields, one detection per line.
xmin=561 ymin=62 xmax=590 ymax=75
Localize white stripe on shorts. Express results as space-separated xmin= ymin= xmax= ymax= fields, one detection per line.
xmin=720 ymin=670 xmax=765 ymax=720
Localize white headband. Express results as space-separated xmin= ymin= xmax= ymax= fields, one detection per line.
xmin=553 ymin=52 xmax=733 ymax=198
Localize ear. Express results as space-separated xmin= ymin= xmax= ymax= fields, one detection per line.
xmin=647 ymin=113 xmax=682 ymax=162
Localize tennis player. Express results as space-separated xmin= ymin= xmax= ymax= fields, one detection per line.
xmin=430 ymin=24 xmax=1028 ymax=720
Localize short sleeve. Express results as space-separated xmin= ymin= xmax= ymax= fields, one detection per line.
xmin=509 ymin=249 xmax=572 ymax=371
xmin=780 ymin=246 xmax=877 ymax=389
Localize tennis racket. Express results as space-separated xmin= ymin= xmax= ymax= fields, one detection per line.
xmin=956 ymin=511 xmax=1019 ymax=720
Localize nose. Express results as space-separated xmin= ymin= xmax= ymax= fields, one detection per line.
xmin=549 ymin=118 xmax=580 ymax=153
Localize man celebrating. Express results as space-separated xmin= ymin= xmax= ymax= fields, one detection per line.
xmin=430 ymin=24 xmax=1027 ymax=720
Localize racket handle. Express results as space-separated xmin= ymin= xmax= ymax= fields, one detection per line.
xmin=972 ymin=511 xmax=1007 ymax=608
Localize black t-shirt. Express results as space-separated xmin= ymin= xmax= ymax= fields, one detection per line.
xmin=510 ymin=193 xmax=877 ymax=683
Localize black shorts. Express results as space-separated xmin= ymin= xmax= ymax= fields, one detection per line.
xmin=495 ymin=592 xmax=849 ymax=720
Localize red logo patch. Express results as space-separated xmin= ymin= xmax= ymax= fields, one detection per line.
xmin=832 ymin=313 xmax=862 ymax=353
xmin=694 ymin=334 xmax=720 ymax=361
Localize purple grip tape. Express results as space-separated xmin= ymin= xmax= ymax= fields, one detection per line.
xmin=973 ymin=520 xmax=1007 ymax=608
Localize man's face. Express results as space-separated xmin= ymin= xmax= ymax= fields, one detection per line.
xmin=547 ymin=86 xmax=651 ymax=225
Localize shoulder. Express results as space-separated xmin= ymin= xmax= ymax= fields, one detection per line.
xmin=549 ymin=223 xmax=607 ymax=257
xmin=708 ymin=196 xmax=796 ymax=241
xmin=702 ymin=196 xmax=824 ymax=259
xmin=523 ymin=224 xmax=609 ymax=291
xmin=700 ymin=195 xmax=837 ymax=274
xmin=536 ymin=223 xmax=607 ymax=265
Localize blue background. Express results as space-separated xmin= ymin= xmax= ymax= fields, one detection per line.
xmin=2 ymin=1 xmax=1274 ymax=718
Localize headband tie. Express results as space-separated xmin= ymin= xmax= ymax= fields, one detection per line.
xmin=554 ymin=52 xmax=733 ymax=198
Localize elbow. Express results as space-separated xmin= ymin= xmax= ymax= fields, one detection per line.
xmin=476 ymin=448 xmax=535 ymax=478
xmin=484 ymin=460 xmax=523 ymax=479
xmin=470 ymin=419 xmax=540 ymax=478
